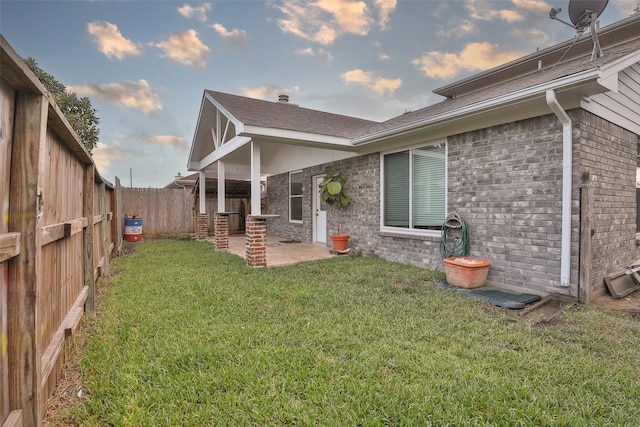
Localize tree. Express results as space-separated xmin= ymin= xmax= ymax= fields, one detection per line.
xmin=23 ymin=57 xmax=100 ymax=153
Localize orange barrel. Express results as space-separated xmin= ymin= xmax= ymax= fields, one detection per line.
xmin=124 ymin=217 xmax=143 ymax=242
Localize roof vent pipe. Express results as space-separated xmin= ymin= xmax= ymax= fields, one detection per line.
xmin=545 ymin=89 xmax=572 ymax=288
xmin=278 ymin=94 xmax=289 ymax=103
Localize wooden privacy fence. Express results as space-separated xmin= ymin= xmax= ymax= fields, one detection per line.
xmin=123 ymin=187 xmax=194 ymax=238
xmin=123 ymin=188 xmax=247 ymax=237
xmin=1 ymin=36 xmax=123 ymax=427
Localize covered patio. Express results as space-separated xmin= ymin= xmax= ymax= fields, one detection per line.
xmin=188 ymin=91 xmax=375 ymax=267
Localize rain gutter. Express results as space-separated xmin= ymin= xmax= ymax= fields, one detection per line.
xmin=351 ymin=68 xmax=602 ymax=146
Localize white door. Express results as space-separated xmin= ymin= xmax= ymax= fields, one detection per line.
xmin=313 ymin=175 xmax=327 ymax=244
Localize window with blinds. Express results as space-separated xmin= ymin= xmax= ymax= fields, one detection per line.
xmin=383 ymin=143 xmax=446 ymax=232
xmin=290 ymin=171 xmax=303 ymax=222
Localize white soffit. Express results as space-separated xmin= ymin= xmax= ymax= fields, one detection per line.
xmin=241 ymin=125 xmax=353 ymax=147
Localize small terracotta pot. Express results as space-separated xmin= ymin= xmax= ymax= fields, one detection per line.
xmin=443 ymin=257 xmax=491 ymax=289
xmin=331 ymin=233 xmax=349 ymax=251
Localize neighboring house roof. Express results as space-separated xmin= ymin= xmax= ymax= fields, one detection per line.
xmin=193 ymin=176 xmax=254 ymax=198
xmin=165 ymin=171 xmax=254 ymax=188
xmin=165 ymin=171 xmax=259 ymax=195
xmin=205 ymin=90 xmax=378 ymax=139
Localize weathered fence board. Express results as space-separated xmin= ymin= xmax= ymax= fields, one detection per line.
xmin=1 ymin=56 xmax=17 ymax=427
xmin=1 ymin=35 xmax=118 ymax=426
xmin=8 ymin=90 xmax=48 ymax=427
xmin=122 ymin=187 xmax=195 ymax=238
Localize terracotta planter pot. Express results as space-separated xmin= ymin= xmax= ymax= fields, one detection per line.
xmin=443 ymin=257 xmax=491 ymax=289
xmin=331 ymin=233 xmax=349 ymax=251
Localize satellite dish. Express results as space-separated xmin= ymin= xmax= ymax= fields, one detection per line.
xmin=568 ymin=0 xmax=609 ymax=29
xmin=549 ymin=0 xmax=609 ymax=60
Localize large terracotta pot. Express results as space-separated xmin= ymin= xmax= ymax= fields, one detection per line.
xmin=331 ymin=233 xmax=349 ymax=251
xmin=443 ymin=257 xmax=491 ymax=289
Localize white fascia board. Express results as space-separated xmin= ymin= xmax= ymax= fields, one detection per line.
xmin=242 ymin=125 xmax=353 ymax=147
xmin=197 ymin=136 xmax=252 ymax=170
xmin=352 ymin=68 xmax=603 ymax=146
xmin=597 ymin=51 xmax=640 ymax=93
xmin=203 ymin=92 xmax=245 ymax=133
xmin=187 ymin=160 xmax=201 ymax=171
xmin=187 ymin=94 xmax=209 ymax=169
xmin=599 ymin=50 xmax=640 ymax=78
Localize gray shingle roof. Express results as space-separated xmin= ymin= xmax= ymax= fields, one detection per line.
xmin=354 ymin=36 xmax=640 ymax=139
xmin=205 ymin=90 xmax=378 ymax=139
xmin=203 ymin=15 xmax=639 ymax=144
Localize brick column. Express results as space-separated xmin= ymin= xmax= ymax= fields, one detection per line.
xmin=195 ymin=213 xmax=208 ymax=240
xmin=214 ymin=213 xmax=230 ymax=251
xmin=246 ymin=216 xmax=267 ymax=268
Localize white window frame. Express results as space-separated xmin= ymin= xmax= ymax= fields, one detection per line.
xmin=289 ymin=170 xmax=303 ymax=223
xmin=380 ymin=140 xmax=447 ymax=237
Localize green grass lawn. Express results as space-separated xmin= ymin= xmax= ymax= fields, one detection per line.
xmin=60 ymin=240 xmax=640 ymax=426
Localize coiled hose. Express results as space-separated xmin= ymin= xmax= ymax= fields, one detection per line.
xmin=439 ymin=212 xmax=470 ymax=259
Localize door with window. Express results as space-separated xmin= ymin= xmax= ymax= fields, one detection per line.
xmin=313 ymin=175 xmax=327 ymax=243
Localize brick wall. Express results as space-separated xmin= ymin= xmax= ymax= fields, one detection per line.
xmin=448 ymin=113 xmax=575 ymax=296
xmin=576 ymin=110 xmax=639 ymax=296
xmin=266 ymin=172 xmax=310 ymax=242
xmin=266 ymin=110 xmax=640 ymax=297
xmin=267 ymin=154 xmax=445 ymax=268
xmin=267 ymin=157 xmax=378 ymax=247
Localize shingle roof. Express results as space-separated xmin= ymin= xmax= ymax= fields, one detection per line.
xmin=205 ymin=90 xmax=378 ymax=139
xmin=434 ymin=14 xmax=640 ymax=99
xmin=202 ymin=16 xmax=640 ymax=144
xmin=353 ymin=36 xmax=640 ymax=139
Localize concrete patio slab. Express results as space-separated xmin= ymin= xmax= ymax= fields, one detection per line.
xmin=212 ymin=234 xmax=335 ymax=267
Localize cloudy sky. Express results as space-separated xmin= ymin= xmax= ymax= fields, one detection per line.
xmin=2 ymin=0 xmax=637 ymax=187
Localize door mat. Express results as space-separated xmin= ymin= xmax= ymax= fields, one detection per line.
xmin=436 ymin=282 xmax=542 ymax=309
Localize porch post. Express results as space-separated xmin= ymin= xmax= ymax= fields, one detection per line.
xmin=195 ymin=170 xmax=208 ymax=240
xmin=250 ymin=141 xmax=261 ymax=215
xmin=218 ymin=160 xmax=226 ymax=213
xmin=199 ymin=170 xmax=206 ymax=214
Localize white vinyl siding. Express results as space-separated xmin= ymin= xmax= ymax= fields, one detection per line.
xmin=584 ymin=63 xmax=640 ymax=136
xmin=382 ymin=143 xmax=446 ymax=235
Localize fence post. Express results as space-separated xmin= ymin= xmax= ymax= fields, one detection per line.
xmin=84 ymin=165 xmax=95 ymax=317
xmin=579 ymin=172 xmax=594 ymax=304
xmin=8 ymin=91 xmax=47 ymax=427
xmin=99 ymin=182 xmax=110 ymax=276
xmin=114 ymin=177 xmax=123 ymax=254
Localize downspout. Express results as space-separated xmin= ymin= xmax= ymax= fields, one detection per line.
xmin=545 ymin=89 xmax=571 ymax=287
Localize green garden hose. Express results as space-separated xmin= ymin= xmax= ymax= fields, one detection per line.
xmin=440 ymin=212 xmax=470 ymax=259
